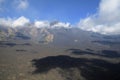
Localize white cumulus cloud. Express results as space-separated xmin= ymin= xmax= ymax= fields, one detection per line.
xmin=0 ymin=17 xmax=13 ymax=27
xmin=78 ymin=0 xmax=120 ymax=35
xmin=0 ymin=16 xmax=30 ymax=27
xmin=0 ymin=16 xmax=71 ymax=29
xmin=34 ymin=20 xmax=71 ymax=28
xmin=12 ymin=16 xmax=30 ymax=27
xmin=34 ymin=21 xmax=50 ymax=28
xmin=52 ymin=22 xmax=70 ymax=28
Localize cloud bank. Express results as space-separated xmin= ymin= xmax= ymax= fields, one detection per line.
xmin=0 ymin=16 xmax=30 ymax=27
xmin=12 ymin=16 xmax=30 ymax=27
xmin=0 ymin=16 xmax=71 ymax=28
xmin=78 ymin=0 xmax=120 ymax=35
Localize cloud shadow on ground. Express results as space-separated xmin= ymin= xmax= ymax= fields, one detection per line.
xmin=32 ymin=55 xmax=120 ymax=80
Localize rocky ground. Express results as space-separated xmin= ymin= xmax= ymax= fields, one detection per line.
xmin=0 ymin=40 xmax=120 ymax=80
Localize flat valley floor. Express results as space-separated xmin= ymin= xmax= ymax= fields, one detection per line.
xmin=0 ymin=41 xmax=120 ymax=80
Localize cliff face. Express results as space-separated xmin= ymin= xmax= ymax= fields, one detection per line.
xmin=0 ymin=26 xmax=54 ymax=43
xmin=0 ymin=25 xmax=120 ymax=48
xmin=0 ymin=26 xmax=15 ymax=41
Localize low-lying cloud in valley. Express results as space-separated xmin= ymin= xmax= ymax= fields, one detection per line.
xmin=0 ymin=16 xmax=30 ymax=27
xmin=0 ymin=16 xmax=71 ymax=28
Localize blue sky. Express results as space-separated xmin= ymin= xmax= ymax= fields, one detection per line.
xmin=1 ymin=0 xmax=120 ymax=35
xmin=0 ymin=0 xmax=100 ymax=24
